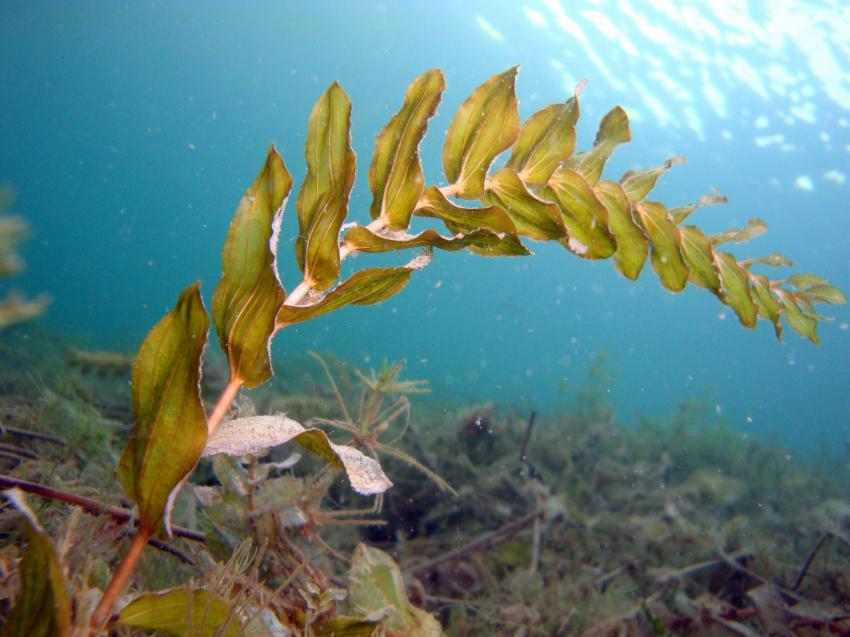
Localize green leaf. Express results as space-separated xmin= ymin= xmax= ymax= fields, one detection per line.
xmin=349 ymin=544 xmax=444 ymax=636
xmin=679 ymin=226 xmax=721 ymax=292
xmin=633 ymin=201 xmax=689 ymax=292
xmin=751 ymin=274 xmax=783 ymax=340
xmin=739 ymin=253 xmax=794 ymax=269
xmin=711 ymin=218 xmax=768 ymax=246
xmin=117 ymin=588 xmax=243 ymax=637
xmin=296 ymin=81 xmax=357 ymax=290
xmin=212 ymin=146 xmax=292 ymax=389
xmin=342 ymin=224 xmax=526 ymax=257
xmin=118 ymin=283 xmax=209 ymax=533
xmin=619 ymin=156 xmax=686 ymax=203
xmin=545 ymin=167 xmax=616 ymax=259
xmin=566 ymin=106 xmax=630 ymax=184
xmin=369 ymin=69 xmax=445 ymax=230
xmin=414 ymin=186 xmax=515 ymax=235
xmin=443 ymin=67 xmax=519 ymax=198
xmin=277 ymin=253 xmax=430 ymax=327
xmin=203 ymin=415 xmax=393 ymax=495
xmin=775 ymin=289 xmax=819 ymax=343
xmin=508 ymin=96 xmax=579 ymax=187
xmin=484 ymin=168 xmax=565 ymax=241
xmin=714 ymin=252 xmax=758 ymax=328
xmin=593 ymin=180 xmax=648 ymax=280
xmin=785 ymin=273 xmax=831 ymax=290
xmin=2 ymin=490 xmax=71 ymax=637
xmin=669 ymin=192 xmax=728 ymax=225
xmin=800 ymin=284 xmax=847 ymax=305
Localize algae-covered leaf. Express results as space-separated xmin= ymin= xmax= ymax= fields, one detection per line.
xmin=545 ymin=167 xmax=616 ymax=258
xmin=277 ymin=252 xmax=430 ymax=327
xmin=711 ymin=218 xmax=768 ymax=246
xmin=296 ymin=81 xmax=357 ymax=290
xmin=785 ymin=273 xmax=830 ymax=290
xmin=443 ymin=67 xmax=519 ymax=198
xmin=669 ymin=192 xmax=728 ymax=225
xmin=118 ymin=283 xmax=209 ymax=533
xmin=633 ymin=201 xmax=689 ymax=292
xmin=2 ymin=490 xmax=71 ymax=637
xmin=203 ymin=415 xmax=393 ymax=496
xmin=343 ymin=224 xmax=525 ymax=257
xmin=212 ymin=145 xmax=292 ymax=389
xmin=508 ymin=96 xmax=579 ymax=187
xmin=679 ymin=225 xmax=721 ymax=291
xmin=566 ymin=106 xmax=630 ymax=184
xmin=593 ymin=180 xmax=648 ymax=280
xmin=117 ymin=588 xmax=243 ymax=637
xmin=349 ymin=544 xmax=444 ymax=636
xmin=775 ymin=289 xmax=819 ymax=343
xmin=751 ymin=274 xmax=783 ymax=340
xmin=369 ymin=69 xmax=444 ymax=230
xmin=714 ymin=252 xmax=758 ymax=328
xmin=484 ymin=167 xmax=565 ymax=241
xmin=619 ymin=156 xmax=686 ymax=203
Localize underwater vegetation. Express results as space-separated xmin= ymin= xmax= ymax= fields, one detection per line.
xmin=0 ymin=189 xmax=50 ymax=332
xmin=0 ymin=67 xmax=846 ymax=635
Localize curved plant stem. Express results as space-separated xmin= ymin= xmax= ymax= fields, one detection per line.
xmin=208 ymin=378 xmax=242 ymax=437
xmin=90 ymin=525 xmax=153 ymax=632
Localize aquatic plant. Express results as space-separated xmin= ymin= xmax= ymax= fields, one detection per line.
xmin=0 ymin=188 xmax=50 ymax=331
xmin=1 ymin=66 xmax=845 ymax=635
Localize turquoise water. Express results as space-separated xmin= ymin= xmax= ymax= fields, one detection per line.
xmin=2 ymin=1 xmax=848 ymax=456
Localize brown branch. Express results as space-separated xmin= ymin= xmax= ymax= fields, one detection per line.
xmin=792 ymin=532 xmax=832 ymax=591
xmin=0 ymin=474 xmax=205 ymax=543
xmin=409 ymin=509 xmax=544 ymax=577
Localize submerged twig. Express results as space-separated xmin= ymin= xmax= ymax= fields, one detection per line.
xmin=0 ymin=474 xmax=205 ymax=542
xmin=792 ymin=532 xmax=832 ymax=591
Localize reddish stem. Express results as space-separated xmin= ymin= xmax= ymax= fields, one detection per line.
xmin=90 ymin=525 xmax=153 ymax=631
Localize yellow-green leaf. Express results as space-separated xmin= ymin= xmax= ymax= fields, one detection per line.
xmin=212 ymin=145 xmax=292 ymax=389
xmin=118 ymin=283 xmax=209 ymax=533
xmin=415 ymin=185 xmax=517 ymax=234
xmin=369 ymin=69 xmax=445 ymax=230
xmin=296 ymin=81 xmax=356 ymax=290
xmin=633 ymin=201 xmax=689 ymax=292
xmin=443 ymin=67 xmax=519 ymax=199
xmin=484 ymin=168 xmax=565 ymax=241
xmin=566 ymin=106 xmax=630 ymax=184
xmin=313 ymin=616 xmax=382 ymax=637
xmin=508 ymin=96 xmax=579 ymax=187
xmin=679 ymin=226 xmax=721 ymax=291
xmin=342 ymin=224 xmax=528 ymax=257
xmin=669 ymin=192 xmax=727 ymax=225
xmin=714 ymin=252 xmax=758 ymax=328
xmin=204 ymin=415 xmax=393 ymax=496
xmin=619 ymin=156 xmax=686 ymax=203
xmin=751 ymin=274 xmax=783 ymax=340
xmin=117 ymin=588 xmax=243 ymax=637
xmin=349 ymin=544 xmax=444 ymax=636
xmin=545 ymin=167 xmax=616 ymax=259
xmin=593 ymin=180 xmax=648 ymax=280
xmin=785 ymin=273 xmax=830 ymax=290
xmin=739 ymin=253 xmax=794 ymax=269
xmin=711 ymin=218 xmax=768 ymax=246
xmin=2 ymin=490 xmax=71 ymax=637
xmin=801 ymin=284 xmax=847 ymax=305
xmin=277 ymin=253 xmax=430 ymax=327
xmin=775 ymin=289 xmax=819 ymax=343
